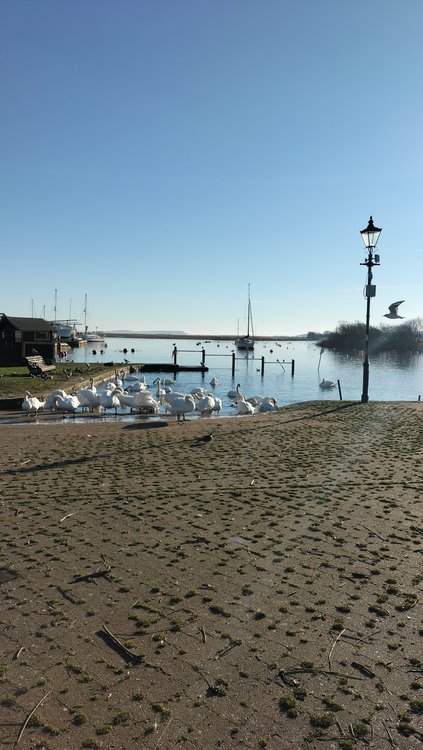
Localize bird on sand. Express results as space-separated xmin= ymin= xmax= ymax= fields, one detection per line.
xmin=191 ymin=432 xmax=214 ymax=446
xmin=384 ymin=300 xmax=405 ymax=319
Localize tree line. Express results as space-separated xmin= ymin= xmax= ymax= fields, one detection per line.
xmin=318 ymin=319 xmax=423 ymax=353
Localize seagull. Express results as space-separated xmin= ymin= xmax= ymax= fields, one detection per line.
xmin=384 ymin=300 xmax=405 ymax=319
xmin=191 ymin=433 xmax=214 ymax=446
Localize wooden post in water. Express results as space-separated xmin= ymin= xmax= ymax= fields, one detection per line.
xmin=291 ymin=359 xmax=295 ymax=377
xmin=261 ymin=356 xmax=265 ymax=376
xmin=337 ymin=379 xmax=343 ymax=400
xmin=173 ymin=346 xmax=177 ymax=365
xmin=231 ymin=352 xmax=235 ymax=377
xmin=201 ymin=349 xmax=205 ymax=367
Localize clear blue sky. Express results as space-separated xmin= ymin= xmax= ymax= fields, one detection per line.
xmin=2 ymin=0 xmax=422 ymax=335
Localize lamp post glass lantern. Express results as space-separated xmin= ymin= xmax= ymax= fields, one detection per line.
xmin=360 ymin=216 xmax=382 ymax=403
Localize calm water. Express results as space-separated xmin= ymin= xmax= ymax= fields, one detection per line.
xmin=63 ymin=337 xmax=423 ymax=418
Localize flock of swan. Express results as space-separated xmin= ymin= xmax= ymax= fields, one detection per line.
xmin=21 ymin=374 xmax=279 ymax=420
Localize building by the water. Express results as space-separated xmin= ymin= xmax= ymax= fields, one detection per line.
xmin=0 ymin=314 xmax=55 ymax=365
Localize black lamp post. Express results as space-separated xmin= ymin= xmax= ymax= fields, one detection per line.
xmin=360 ymin=216 xmax=382 ymax=403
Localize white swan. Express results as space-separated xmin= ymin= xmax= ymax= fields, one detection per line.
xmin=229 ymin=384 xmax=245 ymax=403
xmin=114 ymin=371 xmax=124 ymax=387
xmin=161 ymin=390 xmax=185 ymax=401
xmin=319 ymin=379 xmax=336 ymax=389
xmin=162 ymin=394 xmax=196 ymax=421
xmin=51 ymin=394 xmax=80 ymax=415
xmin=160 ymin=391 xmax=186 ymax=412
xmin=99 ymin=391 xmax=120 ymax=413
xmin=246 ymin=396 xmax=263 ymax=407
xmin=196 ymin=394 xmax=215 ymax=415
xmin=44 ymin=388 xmax=67 ymax=405
xmin=139 ymin=401 xmax=160 ymax=415
xmin=104 ymin=381 xmax=124 ymax=394
xmin=76 ymin=379 xmax=99 ymax=408
xmin=212 ymin=397 xmax=222 ymax=414
xmin=44 ymin=389 xmax=71 ymax=411
xmin=190 ymin=386 xmax=206 ymax=398
xmin=77 ymin=391 xmax=101 ymax=410
xmin=237 ymin=398 xmax=255 ymax=415
xmin=118 ymin=391 xmax=159 ymax=413
xmin=125 ymin=380 xmax=148 ymax=393
xmin=22 ymin=392 xmax=45 ymax=416
xmin=259 ymin=397 xmax=278 ymax=412
xmin=153 ymin=378 xmax=167 ymax=399
xmin=138 ymin=393 xmax=160 ymax=414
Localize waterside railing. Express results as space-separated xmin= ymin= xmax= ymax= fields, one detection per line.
xmin=172 ymin=346 xmax=295 ymax=378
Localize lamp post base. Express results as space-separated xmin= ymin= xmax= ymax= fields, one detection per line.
xmin=361 ymin=359 xmax=369 ymax=403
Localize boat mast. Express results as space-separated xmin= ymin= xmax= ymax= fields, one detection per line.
xmin=246 ymin=284 xmax=250 ymax=338
xmin=84 ymin=293 xmax=88 ymax=334
xmin=247 ymin=283 xmax=254 ymax=339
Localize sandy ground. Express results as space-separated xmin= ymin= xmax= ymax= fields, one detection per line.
xmin=0 ymin=401 xmax=422 ymax=750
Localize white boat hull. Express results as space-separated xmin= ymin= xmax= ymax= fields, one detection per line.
xmin=85 ymin=335 xmax=106 ymax=343
xmin=235 ymin=337 xmax=254 ymax=350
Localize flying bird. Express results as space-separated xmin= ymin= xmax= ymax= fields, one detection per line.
xmin=384 ymin=301 xmax=405 ymax=319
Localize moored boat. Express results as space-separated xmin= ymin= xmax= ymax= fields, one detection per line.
xmin=80 ymin=294 xmax=106 ymax=344
xmin=235 ymin=284 xmax=255 ymax=351
xmin=235 ymin=335 xmax=254 ymax=351
xmin=83 ymin=332 xmax=106 ymax=343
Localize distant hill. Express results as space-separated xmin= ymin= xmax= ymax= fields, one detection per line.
xmin=104 ymin=330 xmax=328 ymax=340
xmin=295 ymin=331 xmax=328 ymax=341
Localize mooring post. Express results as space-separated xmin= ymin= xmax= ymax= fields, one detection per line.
xmin=173 ymin=346 xmax=177 ymax=365
xmin=201 ymin=348 xmax=205 ymax=367
xmin=231 ymin=352 xmax=235 ymax=377
xmin=261 ymin=356 xmax=265 ymax=376
xmin=291 ymin=359 xmax=295 ymax=377
xmin=337 ymin=379 xmax=343 ymax=400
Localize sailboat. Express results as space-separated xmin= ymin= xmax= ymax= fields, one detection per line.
xmin=80 ymin=294 xmax=106 ymax=343
xmin=235 ymin=284 xmax=255 ymax=351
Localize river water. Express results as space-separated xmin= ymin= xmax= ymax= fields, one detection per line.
xmin=63 ymin=337 xmax=423 ymax=417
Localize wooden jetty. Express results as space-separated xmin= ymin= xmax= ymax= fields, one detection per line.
xmin=138 ymin=363 xmax=208 ymax=373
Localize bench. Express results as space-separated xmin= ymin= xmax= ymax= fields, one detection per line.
xmin=24 ymin=355 xmax=56 ymax=379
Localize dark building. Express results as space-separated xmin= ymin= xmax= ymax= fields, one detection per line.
xmin=0 ymin=315 xmax=55 ymax=366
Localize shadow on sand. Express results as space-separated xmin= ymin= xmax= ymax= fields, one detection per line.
xmin=122 ymin=421 xmax=168 ymax=431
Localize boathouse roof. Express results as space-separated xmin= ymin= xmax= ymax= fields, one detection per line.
xmin=1 ymin=315 xmax=53 ymax=332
